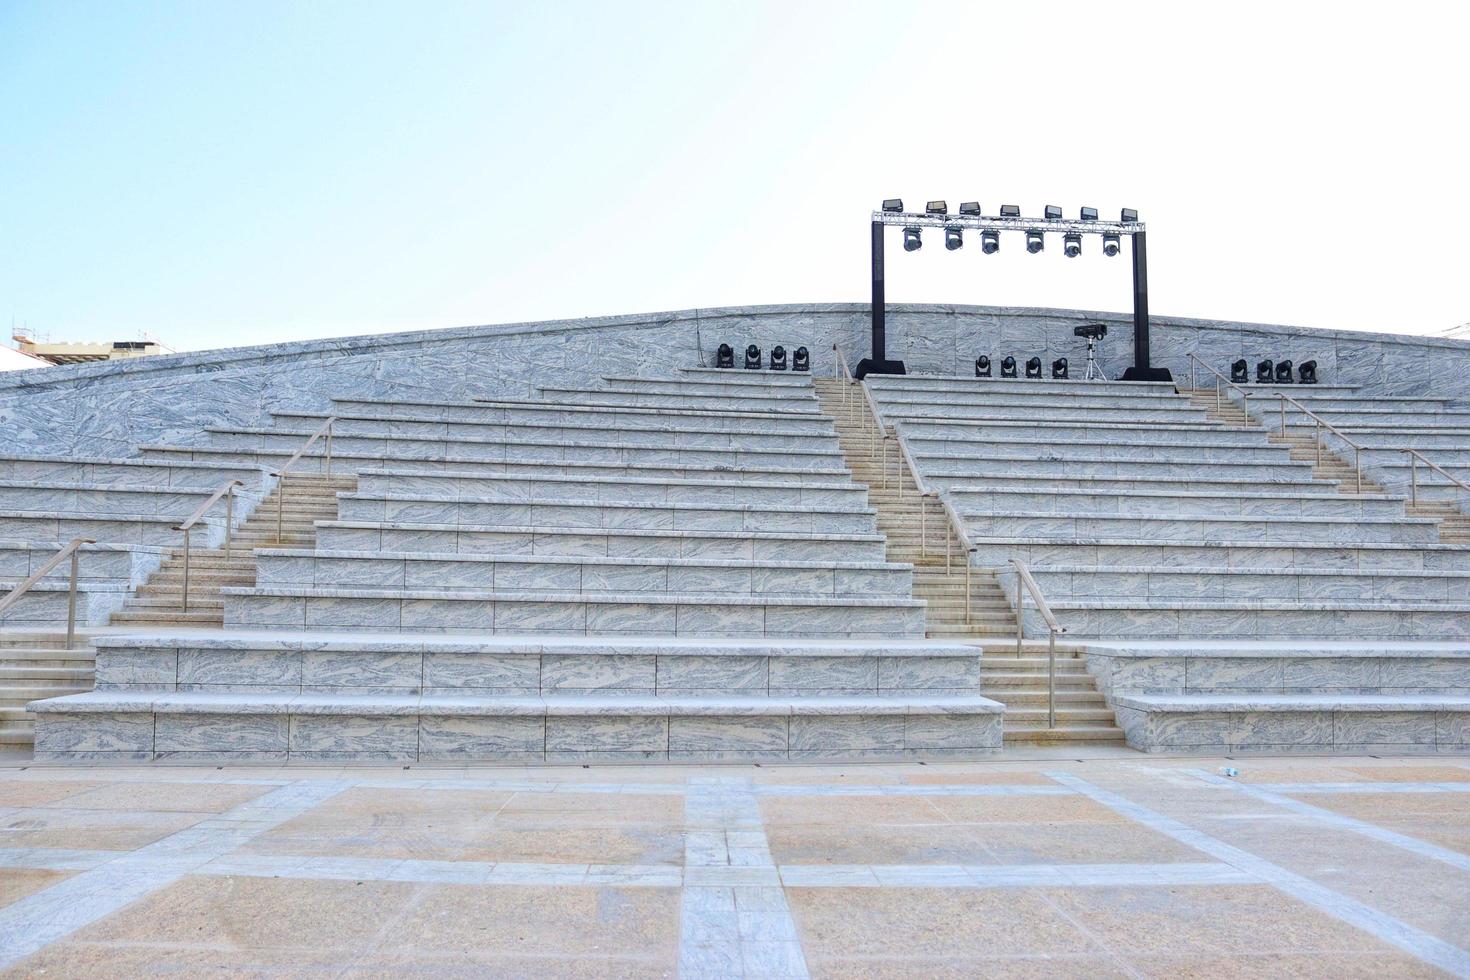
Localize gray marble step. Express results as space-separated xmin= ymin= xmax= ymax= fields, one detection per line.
xmin=873 ymin=389 xmax=1196 ymax=411
xmin=0 ymin=511 xmax=219 ymax=547
xmin=221 ymin=585 xmax=929 ymax=637
xmin=896 ymin=419 xmax=1254 ymax=445
xmin=336 ymin=492 xmax=878 ymax=535
xmin=679 ymin=366 xmax=814 ymax=384
xmin=883 ymin=404 xmax=1207 ymax=425
xmin=917 ymin=455 xmax=1319 ymax=482
xmin=30 ymin=690 xmax=1003 ymax=763
xmin=337 ymin=395 xmax=835 ymax=429
xmin=89 ymin=634 xmax=980 ymax=697
xmin=592 ymin=375 xmax=815 ymax=397
xmin=352 ymin=470 xmax=866 ymax=509
xmin=907 ymin=435 xmax=1291 ymax=464
xmin=933 ymin=474 xmax=1341 ymax=496
xmin=1027 ymin=598 xmax=1470 ymax=639
xmin=866 ymin=375 xmax=1176 ymax=394
xmin=1002 ymin=564 xmax=1470 ymax=603
xmin=537 ymin=386 xmax=821 ymax=413
xmin=0 ymin=480 xmax=265 ymax=518
xmin=316 ymin=520 xmax=890 ymax=562
xmin=962 ymin=510 xmax=1439 ymax=544
xmin=253 ymin=549 xmax=913 ymax=596
xmin=1081 ymin=640 xmax=1470 ymax=698
xmin=1291 ymin=426 xmax=1470 ymax=446
xmin=1237 ymin=392 xmax=1454 ymax=411
xmin=0 ymin=579 xmax=130 ymax=626
xmin=947 ymin=486 xmax=1407 ymax=520
xmin=0 ymin=541 xmax=167 ymax=586
xmin=0 ymin=454 xmax=265 ymax=488
xmin=1108 ymin=692 xmax=1470 ymax=754
xmin=1271 ymin=410 xmax=1470 ymax=428
xmin=971 ymin=536 xmax=1470 ymax=572
xmin=274 ymin=410 xmax=838 ymax=447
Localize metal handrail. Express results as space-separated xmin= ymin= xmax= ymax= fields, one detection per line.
xmin=174 ymin=479 xmax=244 ymax=613
xmin=1008 ymin=558 xmax=1068 ymax=729
xmin=0 ymin=538 xmax=95 ymax=650
xmin=892 ymin=428 xmax=983 ymax=622
xmin=1186 ymin=354 xmax=1363 ymax=493
xmin=1404 ymin=449 xmax=1470 ymax=506
xmin=270 ymin=416 xmax=337 ymax=542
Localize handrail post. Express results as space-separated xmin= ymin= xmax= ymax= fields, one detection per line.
xmin=277 ymin=473 xmax=286 ymax=543
xmin=65 ymin=550 xmax=80 ymax=651
xmin=1314 ymin=420 xmax=1322 ymax=468
xmin=325 ymin=421 xmax=334 ymax=477
xmin=1355 ymin=448 xmax=1362 ymax=494
xmin=964 ymin=551 xmax=972 ymax=624
xmin=920 ymin=497 xmax=927 ymax=557
xmin=180 ymin=526 xmax=191 ymax=613
xmin=1190 ymin=359 xmax=1195 ymax=390
xmin=1279 ymin=394 xmax=1286 ymax=436
xmin=1047 ymin=629 xmax=1057 ymax=729
xmin=1014 ymin=572 xmax=1024 ymax=656
xmin=225 ymin=485 xmax=235 ymax=560
xmin=1215 ymin=378 xmax=1221 ymax=414
xmin=1410 ymin=453 xmax=1418 ymax=506
xmin=945 ymin=527 xmax=952 ymax=574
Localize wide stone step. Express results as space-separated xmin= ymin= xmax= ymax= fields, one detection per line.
xmin=963 ymin=510 xmax=1438 ymax=544
xmin=109 ymin=609 xmax=224 ymax=625
xmin=1027 ymin=598 xmax=1470 ymax=639
xmin=536 ymin=386 xmax=820 ymax=414
xmin=918 ymin=456 xmax=1318 ymax=482
xmin=932 ymin=474 xmax=1340 ymax=496
xmin=895 ymin=420 xmax=1265 ymax=446
xmin=31 ymin=690 xmax=1004 ymax=763
xmin=1006 ymin=564 xmax=1470 ymax=602
xmin=971 ymin=536 xmax=1470 ymax=572
xmin=223 ymin=586 xmax=929 ymax=637
xmin=280 ymin=403 xmax=831 ymax=438
xmin=908 ymin=437 xmax=1290 ymax=464
xmin=948 ymin=486 xmax=1406 ymax=520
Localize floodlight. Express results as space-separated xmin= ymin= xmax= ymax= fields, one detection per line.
xmin=903 ymin=227 xmax=922 ymax=251
xmin=926 ymin=201 xmax=948 ymax=215
xmin=882 ymin=199 xmax=904 ymax=212
xmin=1026 ymin=230 xmax=1044 ymax=253
xmin=715 ymin=343 xmax=733 ymax=369
xmin=1121 ymin=208 xmax=1139 ymax=223
xmin=980 ymin=230 xmax=1000 ymax=253
xmin=1298 ymin=360 xmax=1317 ymax=384
xmin=1064 ymin=233 xmax=1082 ymax=257
xmin=975 ymin=355 xmax=991 ymax=377
xmin=1080 ymin=207 xmax=1098 ymax=221
xmin=945 ymin=227 xmax=963 ymax=250
xmin=999 ymin=204 xmax=1021 ymax=218
xmin=1044 ymin=205 xmax=1063 ymax=220
xmin=959 ymin=201 xmax=982 ymax=215
xmin=1102 ymin=233 xmax=1120 ymax=256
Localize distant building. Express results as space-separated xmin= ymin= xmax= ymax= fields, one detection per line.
xmin=11 ymin=334 xmax=175 ymax=365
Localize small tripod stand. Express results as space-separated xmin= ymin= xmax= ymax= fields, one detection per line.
xmin=1083 ymin=337 xmax=1108 ymax=381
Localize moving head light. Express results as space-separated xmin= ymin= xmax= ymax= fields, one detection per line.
xmin=975 ymin=355 xmax=991 ymax=378
xmin=1255 ymin=359 xmax=1273 ymax=384
xmin=1025 ymin=356 xmax=1043 ymax=379
xmin=793 ymin=346 xmax=809 ymax=372
xmin=745 ymin=344 xmax=762 ymax=370
xmin=1230 ymin=359 xmax=1248 ymax=384
xmin=1052 ymin=358 xmax=1069 ymax=379
xmin=715 ymin=343 xmax=733 ymax=369
xmin=1274 ymin=360 xmax=1293 ymax=384
xmin=1298 ymin=359 xmax=1317 ymax=384
xmin=1000 ymin=356 xmax=1018 ymax=378
xmin=770 ymin=345 xmax=788 ymax=371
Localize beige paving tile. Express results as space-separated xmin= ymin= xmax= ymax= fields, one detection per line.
xmin=970 ymin=822 xmax=1205 ymax=865
xmin=924 ymin=793 xmax=1128 ymax=825
xmin=760 ymin=794 xmax=949 ymax=827
xmin=807 ymin=956 xmax=1132 ymax=979
xmin=494 ymin=791 xmax=684 ymax=826
xmin=0 ymin=867 xmax=72 ymax=910
xmin=1125 ymin=951 xmax=1443 ymax=979
xmin=899 ymin=769 xmax=1058 ymax=786
xmin=457 ymin=826 xmax=684 ymax=865
xmin=0 ymin=807 xmax=207 ymax=851
xmin=4 ymin=942 xmax=354 ymax=979
xmin=340 ymin=954 xmax=675 ymax=979
xmin=46 ymin=781 xmax=275 ymax=813
xmin=0 ymin=780 xmax=102 ymax=807
xmin=767 ymin=822 xmax=992 ymax=865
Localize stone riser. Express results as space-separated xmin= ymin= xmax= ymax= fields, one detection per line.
xmin=1005 ymin=568 xmax=1470 ymax=603
xmin=336 ymin=497 xmax=877 ymax=536
xmin=899 ymin=423 xmax=1262 ymax=445
xmin=537 ymin=389 xmax=820 ymax=413
xmin=93 ymin=646 xmax=977 ymax=696
xmin=1237 ymin=395 xmax=1453 ymax=411
xmin=1026 ymin=606 xmax=1470 ymax=639
xmin=223 ymin=591 xmax=929 ymax=637
xmin=1112 ymin=702 xmax=1470 ymax=754
xmin=0 ymin=545 xmax=164 ymax=585
xmin=867 ymin=376 xmax=1174 ymax=394
xmin=938 ymin=477 xmax=1338 ymax=497
xmin=253 ymin=553 xmax=913 ymax=597
xmin=332 ymin=398 xmax=829 ymax=428
xmin=1086 ymin=653 xmax=1470 ymax=698
xmin=316 ymin=523 xmax=890 ymax=562
xmin=950 ymin=492 xmax=1405 ymax=520
xmin=909 ymin=440 xmax=1291 ymax=464
xmin=603 ymin=377 xmax=815 ymax=395
xmin=32 ymin=707 xmax=1002 ymax=763
xmin=0 ymin=485 xmax=265 ymax=516
xmin=0 ymin=458 xmax=265 ymax=488
xmin=964 ymin=513 xmax=1436 ymax=544
xmin=922 ymin=459 xmax=1316 ymax=481
xmin=1275 ymin=413 xmax=1470 ymax=429
xmin=0 ymin=586 xmax=127 ymax=627
xmin=352 ymin=473 xmax=866 ymax=509
xmin=299 ymin=418 xmax=842 ymax=451
xmin=886 ymin=407 xmax=1208 ymax=425
xmin=971 ymin=540 xmax=1470 ymax=572
xmin=0 ymin=516 xmax=189 ymax=547
xmin=876 ymin=393 xmax=1196 ymax=412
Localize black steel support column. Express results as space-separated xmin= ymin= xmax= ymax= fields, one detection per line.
xmin=1121 ymin=229 xmax=1171 ymax=382
xmin=871 ymin=220 xmax=885 ymax=361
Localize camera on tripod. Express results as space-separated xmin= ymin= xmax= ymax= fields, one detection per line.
xmin=1073 ymin=323 xmax=1108 ymax=341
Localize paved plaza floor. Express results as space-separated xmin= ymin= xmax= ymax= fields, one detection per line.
xmin=0 ymin=752 xmax=1467 ymax=977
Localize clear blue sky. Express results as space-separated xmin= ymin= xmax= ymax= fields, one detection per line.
xmin=3 ymin=1 xmax=1465 ymax=351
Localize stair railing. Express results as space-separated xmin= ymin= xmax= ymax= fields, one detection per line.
xmin=174 ymin=479 xmax=245 ymax=612
xmin=271 ymin=416 xmax=337 ymax=543
xmin=1404 ymin=449 xmax=1470 ymax=507
xmin=1008 ymin=558 xmax=1068 ymax=729
xmin=0 ymin=538 xmax=95 ymax=650
xmin=1186 ymin=354 xmax=1363 ymax=493
xmin=893 ymin=428 xmax=981 ymax=623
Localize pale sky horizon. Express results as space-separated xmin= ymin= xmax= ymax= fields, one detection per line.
xmin=3 ymin=1 xmax=1466 ymax=353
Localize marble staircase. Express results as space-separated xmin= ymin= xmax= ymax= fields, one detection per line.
xmin=1 ymin=632 xmax=94 ymax=751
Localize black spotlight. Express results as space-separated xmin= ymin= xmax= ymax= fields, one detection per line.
xmin=1230 ymin=358 xmax=1249 ymax=384
xmin=745 ymin=344 xmax=762 ymax=370
xmin=715 ymin=343 xmax=733 ymax=369
xmin=1063 ymin=233 xmax=1082 ymax=257
xmin=1025 ymin=230 xmax=1044 ymax=254
xmin=1102 ymin=232 xmax=1120 ymax=256
xmin=975 ymin=355 xmax=991 ymax=378
xmin=1052 ymin=357 xmax=1069 ymax=379
xmin=903 ymin=227 xmax=922 ymax=251
xmin=945 ymin=227 xmax=963 ymax=251
xmin=1298 ymin=360 xmax=1317 ymax=384
xmin=1274 ymin=360 xmax=1293 ymax=384
xmin=1025 ymin=356 xmax=1043 ymax=379
xmin=1255 ymin=359 xmax=1273 ymax=383
xmin=882 ymin=199 xmax=903 ymax=212
xmin=959 ymin=201 xmax=981 ymax=216
xmin=770 ymin=345 xmax=788 ymax=371
xmin=792 ymin=346 xmax=810 ymax=372
xmin=1000 ymin=356 xmax=1018 ymax=378
xmin=980 ymin=230 xmax=1000 ymax=254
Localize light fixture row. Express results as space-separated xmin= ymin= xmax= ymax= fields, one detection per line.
xmin=884 ymin=199 xmax=1136 ymax=257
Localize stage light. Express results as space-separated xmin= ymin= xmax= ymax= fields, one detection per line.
xmin=1026 ymin=230 xmax=1044 ymax=253
xmin=1000 ymin=205 xmax=1021 ymax=218
xmin=793 ymin=346 xmax=810 ymax=372
xmin=1064 ymin=233 xmax=1082 ymax=257
xmin=771 ymin=345 xmax=788 ymax=371
xmin=882 ymin=199 xmax=904 ymax=212
xmin=926 ymin=201 xmax=948 ymax=215
xmin=715 ymin=343 xmax=733 ymax=369
xmin=903 ymin=227 xmax=922 ymax=251
xmin=1052 ymin=358 xmax=1069 ymax=379
xmin=959 ymin=201 xmax=981 ymax=216
xmin=1274 ymin=360 xmax=1293 ymax=384
xmin=1025 ymin=356 xmax=1043 ymax=379
xmin=1080 ymin=207 xmax=1098 ymax=221
xmin=1121 ymin=208 xmax=1139 ymax=223
xmin=1255 ymin=359 xmax=1273 ymax=384
xmin=1231 ymin=359 xmax=1248 ymax=384
xmin=1102 ymin=233 xmax=1120 ymax=256
xmin=981 ymin=230 xmax=1000 ymax=254
xmin=945 ymin=227 xmax=963 ymax=251
xmin=1298 ymin=360 xmax=1317 ymax=384
xmin=745 ymin=344 xmax=762 ymax=370
xmin=1044 ymin=205 xmax=1063 ymax=220
xmin=975 ymin=355 xmax=991 ymax=377
xmin=1001 ymin=356 xmax=1018 ymax=378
